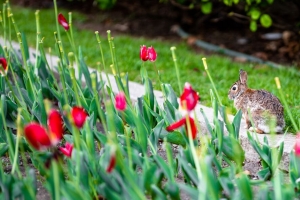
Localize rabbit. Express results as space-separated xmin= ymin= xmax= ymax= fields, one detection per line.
xmin=228 ymin=69 xmax=285 ymax=134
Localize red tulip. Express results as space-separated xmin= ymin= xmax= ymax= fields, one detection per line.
xmin=0 ymin=57 xmax=8 ymax=75
xmin=59 ymin=143 xmax=74 ymax=158
xmin=180 ymin=82 xmax=199 ymax=112
xmin=71 ymin=106 xmax=88 ymax=129
xmin=294 ymin=134 xmax=300 ymax=156
xmin=140 ymin=45 xmax=148 ymax=61
xmin=58 ymin=13 xmax=69 ymax=31
xmin=115 ymin=92 xmax=126 ymax=111
xmin=148 ymin=46 xmax=157 ymax=62
xmin=106 ymin=153 xmax=116 ymax=173
xmin=166 ymin=116 xmax=197 ymax=139
xmin=24 ymin=123 xmax=52 ymax=150
xmin=48 ymin=110 xmax=63 ymax=145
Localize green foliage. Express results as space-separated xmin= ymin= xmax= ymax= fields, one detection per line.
xmin=8 ymin=5 xmax=300 ymax=133
xmin=170 ymin=0 xmax=276 ymax=31
xmin=0 ymin=2 xmax=300 ymax=199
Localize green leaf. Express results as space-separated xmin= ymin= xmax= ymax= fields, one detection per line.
xmin=201 ymin=2 xmax=212 ymax=14
xmin=21 ymin=32 xmax=30 ymax=61
xmin=118 ymin=135 xmax=142 ymax=153
xmin=79 ymin=47 xmax=93 ymax=93
xmin=162 ymin=84 xmax=178 ymax=109
xmin=165 ymin=130 xmax=186 ymax=146
xmin=93 ymin=131 xmax=107 ymax=145
xmin=222 ymin=136 xmax=245 ymax=166
xmin=143 ymin=164 xmax=163 ymax=191
xmin=232 ymin=109 xmax=242 ymax=138
xmin=154 ymin=155 xmax=173 ymax=180
xmin=250 ymin=20 xmax=257 ymax=32
xmin=0 ymin=143 xmax=8 ymax=156
xmin=151 ymin=184 xmax=167 ymax=200
xmin=178 ymin=157 xmax=199 ymax=185
xmin=178 ymin=183 xmax=198 ymax=199
xmin=165 ymin=181 xmax=180 ymax=200
xmin=249 ymin=9 xmax=261 ymax=20
xmin=247 ymin=132 xmax=271 ymax=167
xmin=260 ymin=14 xmax=272 ymax=28
xmin=257 ymin=167 xmax=271 ymax=180
xmin=236 ymin=173 xmax=253 ymax=200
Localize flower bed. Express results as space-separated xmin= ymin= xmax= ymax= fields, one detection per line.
xmin=1 ymin=1 xmax=300 ymax=199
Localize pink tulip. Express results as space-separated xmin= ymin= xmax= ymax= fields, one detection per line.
xmin=71 ymin=106 xmax=88 ymax=129
xmin=59 ymin=143 xmax=74 ymax=158
xmin=148 ymin=46 xmax=157 ymax=62
xmin=294 ymin=134 xmax=300 ymax=156
xmin=115 ymin=92 xmax=126 ymax=111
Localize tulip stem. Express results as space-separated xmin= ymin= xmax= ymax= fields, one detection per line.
xmin=275 ymin=77 xmax=299 ymax=131
xmin=11 ymin=108 xmax=22 ymax=177
xmin=52 ymin=161 xmax=61 ymax=200
xmin=34 ymin=10 xmax=40 ymax=76
xmin=184 ymin=101 xmax=202 ymax=197
xmin=95 ymin=31 xmax=113 ymax=91
xmin=107 ymin=30 xmax=120 ymax=76
xmin=2 ymin=3 xmax=7 ymax=45
xmin=202 ymin=58 xmax=222 ymax=105
xmin=53 ymin=0 xmax=62 ymax=42
xmin=0 ymin=100 xmax=15 ymax=169
xmin=16 ymin=32 xmax=37 ymax=100
xmin=91 ymin=73 xmax=108 ymax=134
xmin=170 ymin=47 xmax=182 ymax=94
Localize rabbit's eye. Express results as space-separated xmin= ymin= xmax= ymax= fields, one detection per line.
xmin=232 ymin=86 xmax=237 ymax=90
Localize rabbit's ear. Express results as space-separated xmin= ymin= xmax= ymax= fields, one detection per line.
xmin=239 ymin=69 xmax=247 ymax=84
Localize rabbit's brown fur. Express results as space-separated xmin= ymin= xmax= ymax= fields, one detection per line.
xmin=228 ymin=69 xmax=285 ymax=134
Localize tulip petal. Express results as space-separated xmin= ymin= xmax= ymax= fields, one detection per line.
xmin=0 ymin=57 xmax=8 ymax=75
xmin=166 ymin=117 xmax=187 ymax=132
xmin=71 ymin=106 xmax=88 ymax=129
xmin=180 ymin=82 xmax=199 ymax=111
xmin=58 ymin=13 xmax=69 ymax=31
xmin=294 ymin=134 xmax=300 ymax=156
xmin=106 ymin=153 xmax=116 ymax=173
xmin=48 ymin=109 xmax=63 ymax=145
xmin=140 ymin=45 xmax=148 ymax=61
xmin=59 ymin=143 xmax=74 ymax=158
xmin=148 ymin=46 xmax=157 ymax=62
xmin=185 ymin=117 xmax=197 ymax=140
xmin=24 ymin=123 xmax=51 ymax=150
xmin=115 ymin=92 xmax=126 ymax=111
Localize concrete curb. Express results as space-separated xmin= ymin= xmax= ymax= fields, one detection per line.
xmin=1 ymin=38 xmax=295 ymax=172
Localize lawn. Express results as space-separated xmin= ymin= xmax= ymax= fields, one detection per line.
xmin=4 ymin=4 xmax=300 ymax=133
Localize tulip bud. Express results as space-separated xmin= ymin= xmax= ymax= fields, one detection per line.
xmin=115 ymin=92 xmax=126 ymax=111
xmin=140 ymin=45 xmax=148 ymax=61
xmin=148 ymin=46 xmax=157 ymax=62
xmin=180 ymin=82 xmax=199 ymax=112
xmin=58 ymin=13 xmax=69 ymax=31
xmin=71 ymin=106 xmax=88 ymax=129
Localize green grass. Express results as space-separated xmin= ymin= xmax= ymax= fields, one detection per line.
xmin=2 ymin=4 xmax=300 ymax=133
